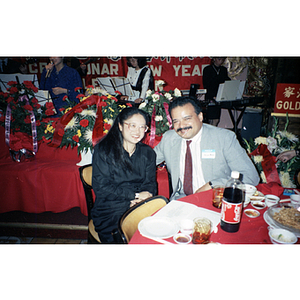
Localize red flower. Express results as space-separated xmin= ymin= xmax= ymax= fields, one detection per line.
xmin=8 ymin=81 xmax=17 ymax=86
xmin=36 ymin=120 xmax=41 ymax=126
xmin=34 ymin=103 xmax=41 ymax=109
xmin=6 ymin=96 xmax=14 ymax=103
xmin=115 ymin=90 xmax=121 ymax=95
xmin=45 ymin=102 xmax=54 ymax=109
xmin=9 ymin=87 xmax=18 ymax=94
xmin=101 ymin=96 xmax=108 ymax=100
xmin=24 ymin=115 xmax=31 ymax=124
xmin=111 ymin=96 xmax=118 ymax=102
xmin=104 ymin=123 xmax=111 ymax=130
xmin=72 ymin=135 xmax=79 ymax=143
xmin=31 ymin=97 xmax=38 ymax=104
xmin=99 ymin=101 xmax=107 ymax=107
xmin=63 ymin=95 xmax=68 ymax=101
xmin=23 ymin=81 xmax=38 ymax=92
xmin=45 ymin=109 xmax=54 ymax=116
xmin=76 ymin=94 xmax=85 ymax=99
xmin=58 ymin=128 xmax=65 ymax=136
xmin=23 ymin=104 xmax=33 ymax=111
xmin=86 ymin=85 xmax=94 ymax=89
xmin=75 ymin=87 xmax=82 ymax=92
xmin=0 ymin=116 xmax=5 ymax=122
xmin=126 ymin=103 xmax=133 ymax=107
xmin=80 ymin=119 xmax=89 ymax=128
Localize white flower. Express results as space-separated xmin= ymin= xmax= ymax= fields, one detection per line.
xmin=139 ymin=102 xmax=147 ymax=109
xmin=155 ymin=115 xmax=163 ymax=122
xmin=278 ymin=130 xmax=298 ymax=143
xmin=146 ymin=89 xmax=152 ymax=98
xmin=253 ymin=155 xmax=264 ymax=164
xmin=164 ymin=92 xmax=172 ymax=100
xmin=156 ymin=80 xmax=165 ymax=87
xmin=152 ymin=94 xmax=160 ymax=102
xmin=279 ymin=171 xmax=296 ymax=188
xmin=266 ymin=136 xmax=277 ymax=152
xmin=254 ymin=136 xmax=267 ymax=145
xmin=80 ymin=109 xmax=96 ymax=118
xmin=174 ymin=88 xmax=182 ymax=97
xmin=260 ymin=171 xmax=267 ymax=183
xmin=83 ymin=129 xmax=93 ymax=144
xmin=65 ymin=117 xmax=79 ymax=130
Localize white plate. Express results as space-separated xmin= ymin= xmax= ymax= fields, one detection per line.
xmin=138 ymin=217 xmax=180 ymax=239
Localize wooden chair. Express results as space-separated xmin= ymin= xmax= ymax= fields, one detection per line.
xmin=78 ymin=164 xmax=101 ymax=244
xmin=116 ymin=195 xmax=169 ymax=244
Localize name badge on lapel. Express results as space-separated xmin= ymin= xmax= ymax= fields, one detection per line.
xmin=202 ymin=149 xmax=215 ymax=159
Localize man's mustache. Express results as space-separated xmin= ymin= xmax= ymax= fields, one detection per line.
xmin=177 ymin=126 xmax=192 ymax=133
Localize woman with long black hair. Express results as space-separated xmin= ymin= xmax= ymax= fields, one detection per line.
xmin=91 ymin=107 xmax=157 ymax=243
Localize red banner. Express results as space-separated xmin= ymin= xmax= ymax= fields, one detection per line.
xmin=273 ymin=83 xmax=300 ymax=117
xmin=16 ymin=56 xmax=211 ymax=92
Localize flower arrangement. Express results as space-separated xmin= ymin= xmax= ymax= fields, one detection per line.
xmin=139 ymin=83 xmax=182 ymax=136
xmin=0 ymin=80 xmax=55 ymax=146
xmin=42 ymin=86 xmax=131 ymax=153
xmin=244 ymin=115 xmax=300 ymax=188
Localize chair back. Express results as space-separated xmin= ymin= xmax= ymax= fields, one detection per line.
xmin=78 ymin=164 xmax=93 ymax=221
xmin=118 ymin=195 xmax=169 ymax=243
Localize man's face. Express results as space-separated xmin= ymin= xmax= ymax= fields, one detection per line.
xmin=171 ymin=103 xmax=203 ymax=139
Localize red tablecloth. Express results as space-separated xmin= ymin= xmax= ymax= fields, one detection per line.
xmin=129 ymin=189 xmax=300 ymax=244
xmin=0 ymin=126 xmax=169 ymax=215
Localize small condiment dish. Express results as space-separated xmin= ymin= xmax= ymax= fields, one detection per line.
xmin=265 ymin=194 xmax=280 ymax=207
xmin=173 ymin=233 xmax=192 ymax=244
xmin=268 ymin=228 xmax=297 ymax=244
xmin=244 ymin=209 xmax=260 ymax=218
xmin=251 ymin=201 xmax=266 ymax=210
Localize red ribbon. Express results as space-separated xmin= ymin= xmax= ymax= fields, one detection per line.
xmin=250 ymin=144 xmax=281 ymax=185
xmin=47 ymin=94 xmax=104 ymax=148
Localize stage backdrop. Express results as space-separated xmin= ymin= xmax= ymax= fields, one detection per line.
xmin=15 ymin=56 xmax=212 ymax=92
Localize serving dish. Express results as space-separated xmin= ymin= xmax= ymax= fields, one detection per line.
xmin=268 ymin=228 xmax=297 ymax=244
xmin=264 ymin=203 xmax=300 ymax=237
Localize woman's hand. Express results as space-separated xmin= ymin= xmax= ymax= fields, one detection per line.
xmin=134 ymin=98 xmax=143 ymax=103
xmin=120 ymin=95 xmax=129 ymax=101
xmin=130 ymin=191 xmax=153 ymax=207
xmin=276 ymin=150 xmax=296 ymax=163
xmin=45 ymin=62 xmax=54 ymax=72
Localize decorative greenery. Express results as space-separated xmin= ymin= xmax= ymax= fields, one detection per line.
xmin=42 ymin=86 xmax=132 ymax=153
xmin=0 ymin=80 xmax=55 ymax=141
xmin=244 ymin=115 xmax=300 ymax=188
xmin=139 ymin=82 xmax=181 ymax=136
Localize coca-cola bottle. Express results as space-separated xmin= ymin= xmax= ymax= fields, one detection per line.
xmin=220 ymin=171 xmax=244 ymax=233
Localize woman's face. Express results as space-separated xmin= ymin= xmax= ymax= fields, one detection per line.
xmin=119 ymin=114 xmax=147 ymax=147
xmin=213 ymin=57 xmax=225 ymax=67
xmin=129 ymin=58 xmax=138 ymax=68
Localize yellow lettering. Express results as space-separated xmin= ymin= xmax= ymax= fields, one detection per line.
xmin=276 ymin=100 xmax=282 ymax=109
xmin=150 ymin=65 xmax=162 ymax=77
xmin=101 ymin=64 xmax=110 ymax=75
xmin=110 ymin=64 xmax=118 ymax=75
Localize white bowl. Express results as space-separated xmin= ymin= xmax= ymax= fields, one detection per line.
xmin=173 ymin=233 xmax=192 ymax=244
xmin=290 ymin=194 xmax=300 ymax=206
xmin=265 ymin=194 xmax=280 ymax=207
xmin=179 ymin=219 xmax=194 ymax=234
xmin=268 ymin=228 xmax=297 ymax=244
xmin=244 ymin=184 xmax=257 ymax=196
xmin=251 ymin=201 xmax=266 ymax=210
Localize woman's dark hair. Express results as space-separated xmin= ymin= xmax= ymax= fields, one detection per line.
xmin=96 ymin=107 xmax=149 ymax=171
xmin=169 ymin=96 xmax=202 ymax=118
xmin=126 ymin=57 xmax=148 ymax=68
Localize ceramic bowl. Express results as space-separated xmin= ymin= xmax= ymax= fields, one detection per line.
xmin=265 ymin=194 xmax=280 ymax=207
xmin=290 ymin=194 xmax=300 ymax=206
xmin=268 ymin=228 xmax=297 ymax=244
xmin=173 ymin=233 xmax=192 ymax=244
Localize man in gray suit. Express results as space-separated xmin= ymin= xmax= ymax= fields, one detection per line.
xmin=154 ymin=97 xmax=260 ymax=200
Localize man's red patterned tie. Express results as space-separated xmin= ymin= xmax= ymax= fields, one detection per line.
xmin=183 ymin=140 xmax=193 ymax=195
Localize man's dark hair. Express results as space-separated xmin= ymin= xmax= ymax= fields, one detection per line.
xmin=169 ymin=96 xmax=202 ymax=118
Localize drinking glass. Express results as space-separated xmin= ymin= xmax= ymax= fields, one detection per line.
xmin=212 ymin=186 xmax=224 ymax=208
xmin=192 ymin=217 xmax=212 ymax=244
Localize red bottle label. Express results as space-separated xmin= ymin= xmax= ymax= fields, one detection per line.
xmin=221 ymin=199 xmax=242 ymax=224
